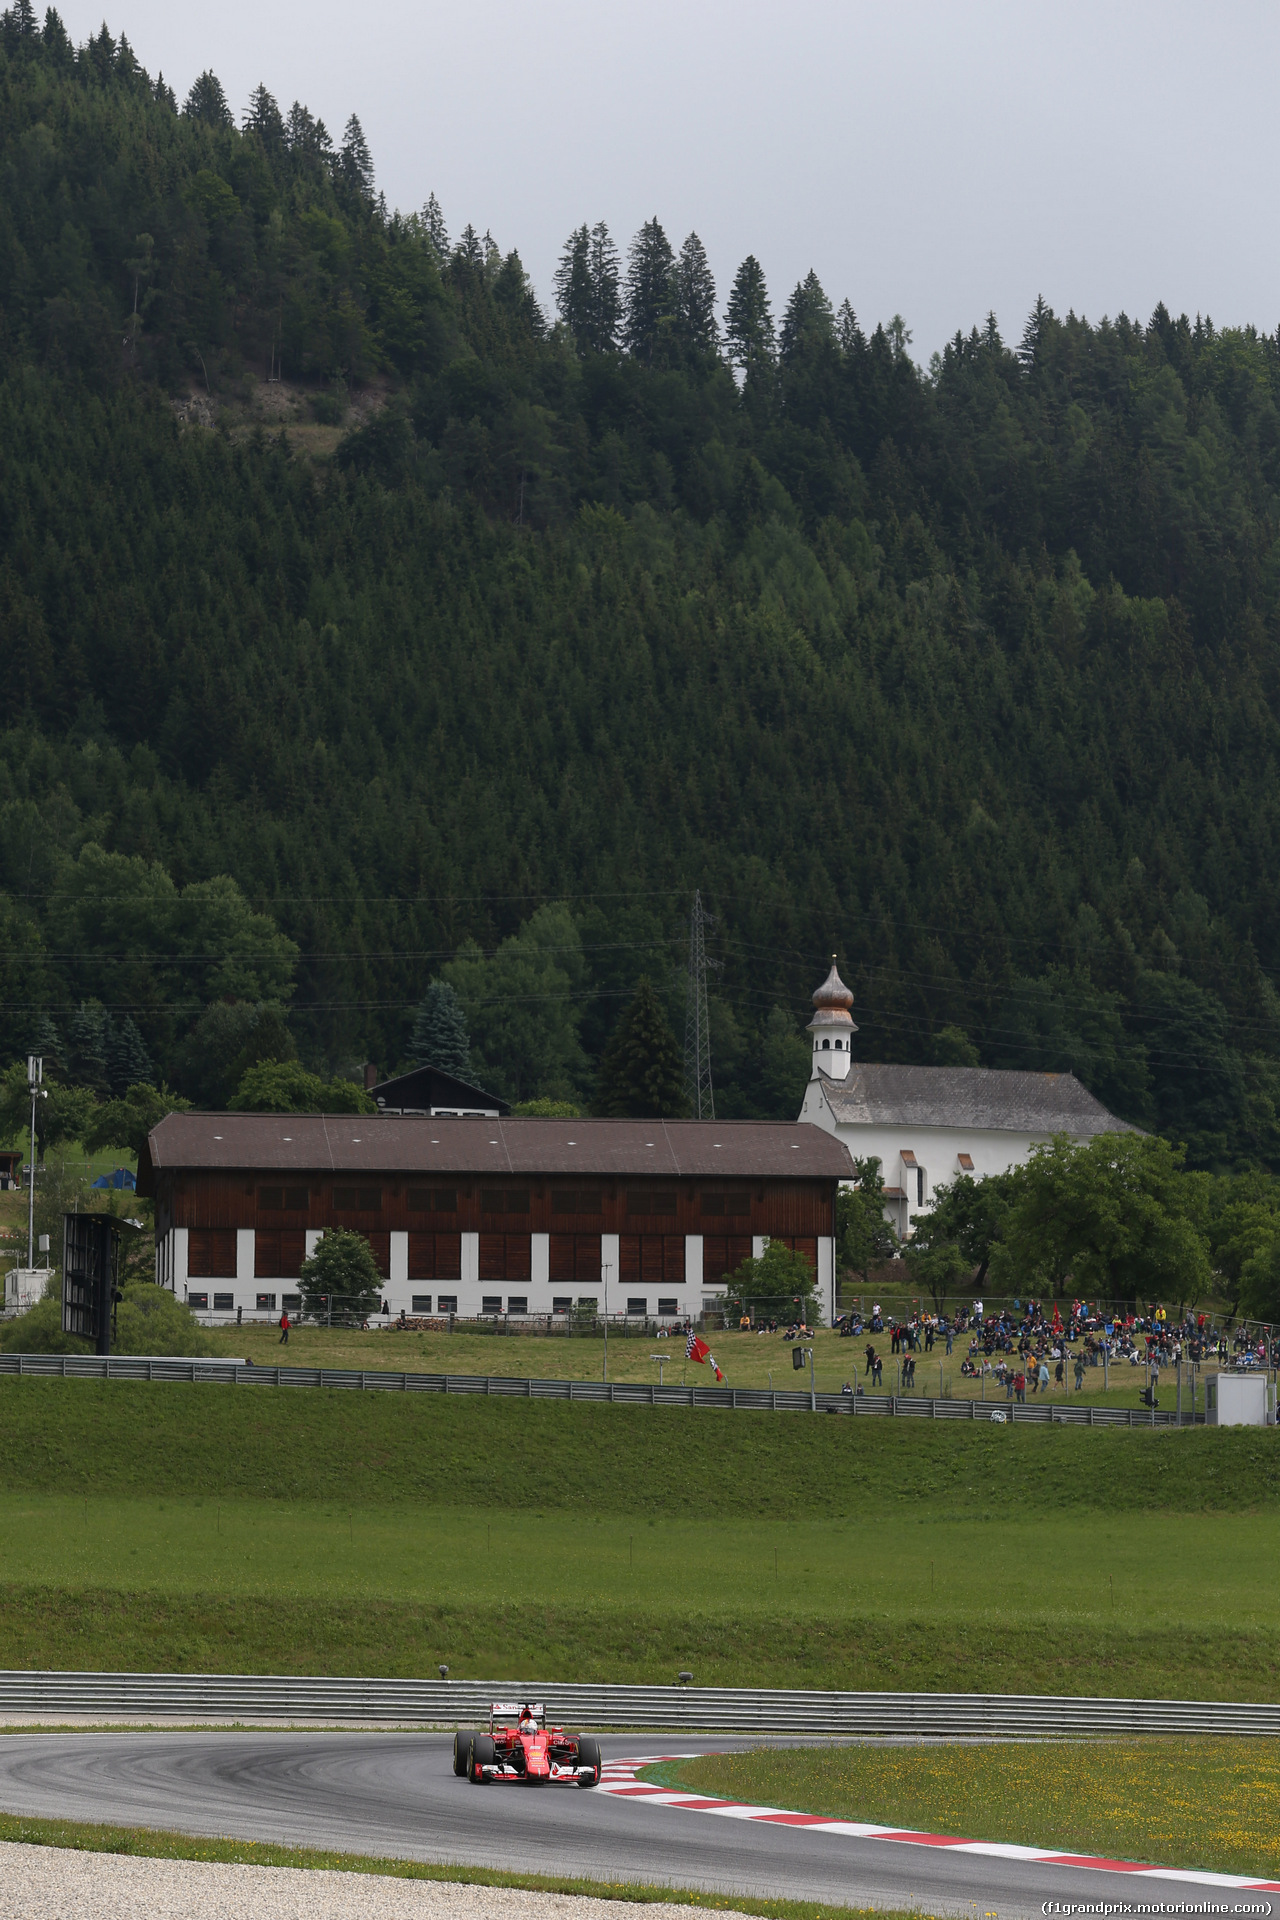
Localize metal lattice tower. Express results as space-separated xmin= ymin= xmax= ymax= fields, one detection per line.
xmin=683 ymin=890 xmax=717 ymax=1119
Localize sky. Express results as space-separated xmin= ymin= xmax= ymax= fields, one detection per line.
xmin=56 ymin=0 xmax=1280 ymax=360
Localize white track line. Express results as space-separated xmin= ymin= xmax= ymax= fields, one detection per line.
xmin=598 ymin=1759 xmax=1280 ymax=1894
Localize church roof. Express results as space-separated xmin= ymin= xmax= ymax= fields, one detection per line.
xmin=817 ymin=1062 xmax=1135 ymax=1137
xmin=808 ymin=957 xmax=857 ymax=1033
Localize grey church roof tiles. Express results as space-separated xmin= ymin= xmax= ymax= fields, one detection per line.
xmin=818 ymin=1063 xmax=1135 ymax=1136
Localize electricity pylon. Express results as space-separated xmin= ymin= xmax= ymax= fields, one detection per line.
xmin=683 ymin=890 xmax=718 ymax=1119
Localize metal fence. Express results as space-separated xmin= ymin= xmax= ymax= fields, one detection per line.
xmin=0 ymin=1351 xmax=1204 ymax=1423
xmin=0 ymin=1670 xmax=1274 ymax=1735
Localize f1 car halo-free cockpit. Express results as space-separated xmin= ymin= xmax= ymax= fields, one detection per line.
xmin=452 ymin=1702 xmax=603 ymax=1786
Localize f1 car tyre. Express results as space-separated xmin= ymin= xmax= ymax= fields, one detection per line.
xmin=452 ymin=1730 xmax=474 ymax=1777
xmin=577 ymin=1736 xmax=602 ymax=1786
xmin=469 ymin=1733 xmax=496 ymax=1783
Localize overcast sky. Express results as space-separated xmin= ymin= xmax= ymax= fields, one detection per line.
xmin=58 ymin=0 xmax=1280 ymax=359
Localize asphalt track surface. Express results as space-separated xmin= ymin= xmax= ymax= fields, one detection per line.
xmin=0 ymin=1730 xmax=1259 ymax=1918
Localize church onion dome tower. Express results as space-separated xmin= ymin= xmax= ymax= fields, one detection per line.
xmin=807 ymin=955 xmax=857 ymax=1081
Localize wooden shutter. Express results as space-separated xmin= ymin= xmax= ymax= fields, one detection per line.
xmin=479 ymin=1234 xmax=506 ymax=1282
xmin=189 ymin=1228 xmax=236 ymax=1278
xmin=365 ymin=1232 xmax=391 ymax=1279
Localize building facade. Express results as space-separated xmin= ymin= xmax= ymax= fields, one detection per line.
xmin=141 ymin=1113 xmax=850 ymax=1323
xmin=798 ymin=960 xmax=1136 ymax=1236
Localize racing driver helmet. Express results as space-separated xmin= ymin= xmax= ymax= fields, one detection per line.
xmin=518 ymin=1706 xmax=538 ymax=1731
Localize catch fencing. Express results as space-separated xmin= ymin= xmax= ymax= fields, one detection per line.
xmin=0 ymin=1352 xmax=1203 ymax=1424
xmin=0 ymin=1670 xmax=1274 ymax=1735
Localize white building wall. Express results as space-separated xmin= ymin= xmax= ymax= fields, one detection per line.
xmin=531 ymin=1233 xmax=549 ymax=1288
xmin=236 ymin=1228 xmax=255 ymax=1283
xmin=390 ymin=1231 xmax=408 ymax=1287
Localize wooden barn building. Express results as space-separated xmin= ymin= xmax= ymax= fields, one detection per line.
xmin=139 ymin=1114 xmax=852 ymax=1323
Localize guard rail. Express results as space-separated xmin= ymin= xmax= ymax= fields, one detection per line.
xmin=0 ymin=1670 xmax=1274 ymax=1735
xmin=0 ymin=1353 xmax=1204 ymax=1424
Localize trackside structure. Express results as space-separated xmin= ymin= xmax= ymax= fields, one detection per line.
xmin=139 ymin=1114 xmax=851 ymax=1323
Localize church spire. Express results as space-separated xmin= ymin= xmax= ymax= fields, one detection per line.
xmin=806 ymin=954 xmax=856 ymax=1081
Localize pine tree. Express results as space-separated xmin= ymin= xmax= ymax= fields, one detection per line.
xmin=67 ymin=1003 xmax=108 ymax=1090
xmin=555 ymin=225 xmax=593 ymax=350
xmin=184 ymin=70 xmax=233 ymax=127
xmin=421 ymin=193 xmax=449 ymax=262
xmin=106 ymin=1015 xmax=153 ymax=1095
xmin=724 ymin=256 xmax=774 ymax=377
xmin=836 ymin=298 xmax=863 ymax=356
xmin=1019 ymin=295 xmax=1052 ymax=369
xmin=286 ymin=102 xmax=332 ymax=158
xmin=594 ymin=978 xmax=687 ymax=1117
xmin=339 ymin=113 xmax=375 ymax=198
xmin=623 ymin=218 xmax=674 ymax=363
xmin=243 ymin=84 xmax=285 ymax=153
xmin=26 ymin=1014 xmax=62 ymax=1075
xmin=453 ymin=223 xmax=484 ymax=275
xmin=672 ymin=232 xmax=717 ymax=354
xmin=409 ymin=980 xmax=471 ymax=1077
xmin=779 ymin=271 xmax=835 ymax=364
xmin=153 ymin=71 xmax=177 ymax=112
xmin=587 ymin=222 xmax=621 ymax=351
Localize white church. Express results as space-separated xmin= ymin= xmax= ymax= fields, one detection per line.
xmin=798 ymin=959 xmax=1135 ymax=1238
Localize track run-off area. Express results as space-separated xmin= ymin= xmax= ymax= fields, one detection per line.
xmin=1 ymin=1731 xmax=1277 ymax=1918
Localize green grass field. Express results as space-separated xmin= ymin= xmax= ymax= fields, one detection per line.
xmin=208 ymin=1320 xmax=1206 ymax=1413
xmin=0 ymin=1378 xmax=1276 ymax=1691
xmin=644 ymin=1740 xmax=1280 ymax=1880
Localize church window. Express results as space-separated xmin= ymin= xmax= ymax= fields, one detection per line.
xmin=821 ymin=1038 xmax=830 ymax=1050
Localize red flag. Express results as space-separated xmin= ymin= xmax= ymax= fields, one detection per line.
xmin=685 ymin=1330 xmax=724 ymax=1381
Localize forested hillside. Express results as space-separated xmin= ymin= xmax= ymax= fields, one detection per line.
xmin=6 ymin=6 xmax=1280 ymax=1162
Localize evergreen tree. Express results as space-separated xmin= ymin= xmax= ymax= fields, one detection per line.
xmin=420 ymin=192 xmax=449 ymax=261
xmin=106 ymin=1014 xmax=153 ymax=1095
xmin=594 ymin=977 xmax=687 ymax=1117
xmin=554 ymin=224 xmax=593 ymax=349
xmin=408 ymin=980 xmax=471 ymax=1077
xmin=184 ymin=70 xmax=233 ymax=127
xmin=672 ymin=231 xmax=717 ymax=354
xmin=67 ymin=1003 xmax=109 ymax=1090
xmin=286 ymin=101 xmax=332 ymax=158
xmin=724 ymin=255 xmax=774 ymax=376
xmin=623 ymin=218 xmax=674 ymax=363
xmin=779 ymin=270 xmax=835 ymax=363
xmin=152 ymin=71 xmax=176 ymax=112
xmin=836 ymin=298 xmax=863 ymax=355
xmin=243 ymin=83 xmax=285 ymax=153
xmin=587 ymin=221 xmax=621 ymax=351
xmin=339 ymin=113 xmax=375 ymax=198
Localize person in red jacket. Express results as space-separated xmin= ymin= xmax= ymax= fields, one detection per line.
xmin=278 ymin=1309 xmax=290 ymax=1346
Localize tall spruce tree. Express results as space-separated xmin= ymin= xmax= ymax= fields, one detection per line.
xmin=594 ymin=978 xmax=687 ymax=1118
xmin=779 ymin=270 xmax=835 ymax=364
xmin=339 ymin=114 xmax=375 ymax=198
xmin=409 ymin=980 xmax=471 ymax=1077
xmin=587 ymin=221 xmax=621 ymax=351
xmin=420 ymin=192 xmax=449 ymax=261
xmin=106 ymin=1015 xmax=153 ymax=1095
xmin=672 ymin=232 xmax=717 ymax=355
xmin=623 ymin=218 xmax=674 ymax=363
xmin=724 ymin=255 xmax=775 ymax=378
xmin=836 ymin=298 xmax=863 ymax=355
xmin=243 ymin=83 xmax=285 ymax=154
xmin=554 ymin=225 xmax=593 ymax=349
xmin=184 ymin=70 xmax=233 ymax=127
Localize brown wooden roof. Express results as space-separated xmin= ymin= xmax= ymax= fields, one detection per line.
xmin=141 ymin=1113 xmax=854 ymax=1186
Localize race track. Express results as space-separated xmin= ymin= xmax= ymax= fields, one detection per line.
xmin=0 ymin=1730 xmax=1261 ymax=1918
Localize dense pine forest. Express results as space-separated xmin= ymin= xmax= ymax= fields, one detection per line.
xmin=6 ymin=6 xmax=1280 ymax=1164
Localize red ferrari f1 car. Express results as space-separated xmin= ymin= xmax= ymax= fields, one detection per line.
xmin=452 ymin=1702 xmax=602 ymax=1787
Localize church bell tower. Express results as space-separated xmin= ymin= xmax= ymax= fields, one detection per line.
xmin=807 ymin=955 xmax=856 ymax=1081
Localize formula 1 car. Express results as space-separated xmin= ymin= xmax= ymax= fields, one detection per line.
xmin=452 ymin=1702 xmax=602 ymax=1787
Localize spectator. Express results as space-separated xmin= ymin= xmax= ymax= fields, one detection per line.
xmin=1014 ymin=1369 xmax=1026 ymax=1404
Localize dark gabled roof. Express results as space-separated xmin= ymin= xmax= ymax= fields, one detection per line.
xmin=371 ymin=1063 xmax=510 ymax=1116
xmin=143 ymin=1114 xmax=856 ymax=1180
xmin=817 ymin=1063 xmax=1135 ymax=1137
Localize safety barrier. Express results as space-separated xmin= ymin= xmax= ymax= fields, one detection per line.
xmin=0 ymin=1353 xmax=1204 ymax=1424
xmin=0 ymin=1670 xmax=1273 ymax=1734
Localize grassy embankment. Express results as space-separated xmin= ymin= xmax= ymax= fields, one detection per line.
xmin=0 ymin=1377 xmax=1277 ymax=1692
xmin=641 ymin=1742 xmax=1280 ymax=1882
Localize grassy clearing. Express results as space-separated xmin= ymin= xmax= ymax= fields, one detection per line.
xmin=208 ymin=1320 xmax=1200 ymax=1412
xmin=0 ymin=1811 xmax=919 ymax=1919
xmin=644 ymin=1741 xmax=1280 ymax=1881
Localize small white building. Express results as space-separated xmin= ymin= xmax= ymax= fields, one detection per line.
xmin=798 ymin=959 xmax=1136 ymax=1236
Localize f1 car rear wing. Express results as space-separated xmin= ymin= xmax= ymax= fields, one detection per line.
xmin=490 ymin=1700 xmax=545 ymax=1728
